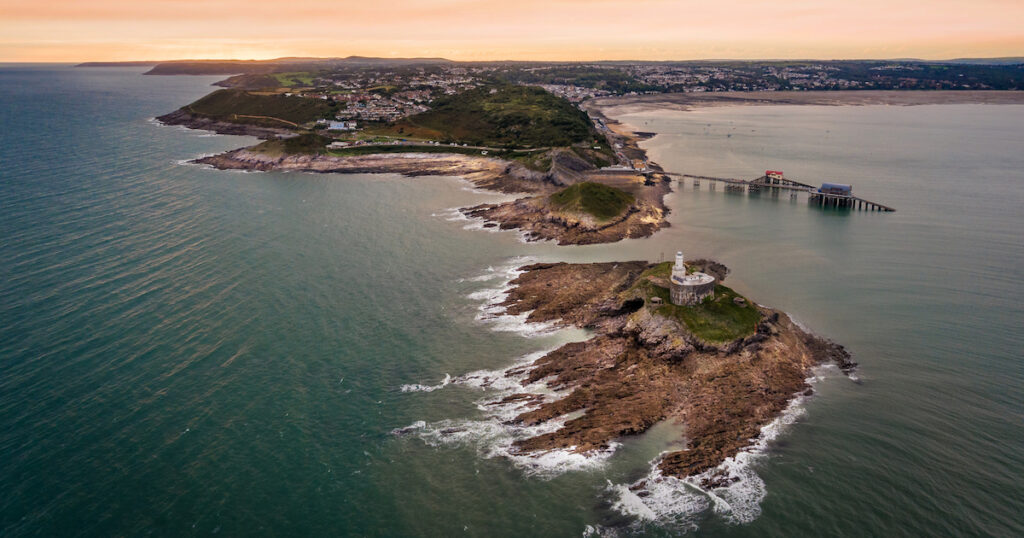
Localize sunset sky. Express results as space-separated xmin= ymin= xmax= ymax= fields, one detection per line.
xmin=2 ymin=0 xmax=1022 ymax=62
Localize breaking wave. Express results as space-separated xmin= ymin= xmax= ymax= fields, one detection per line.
xmin=394 ymin=348 xmax=618 ymax=478
xmin=462 ymin=256 xmax=564 ymax=338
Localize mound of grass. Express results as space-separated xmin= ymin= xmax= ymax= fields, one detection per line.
xmin=656 ymin=285 xmax=761 ymax=343
xmin=374 ymin=84 xmax=600 ymax=148
xmin=627 ymin=262 xmax=760 ymax=343
xmin=549 ymin=182 xmax=635 ymax=221
xmin=181 ymin=89 xmax=333 ymax=126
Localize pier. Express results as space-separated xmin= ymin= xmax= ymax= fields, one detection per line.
xmin=661 ymin=171 xmax=895 ymax=212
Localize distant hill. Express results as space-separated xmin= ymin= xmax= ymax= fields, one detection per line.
xmin=378 ymin=85 xmax=600 ymax=148
xmin=77 ymin=56 xmax=454 ymax=75
xmin=940 ymin=57 xmax=1024 ymax=66
xmin=136 ymin=56 xmax=453 ymax=75
xmin=75 ymin=61 xmax=159 ymax=67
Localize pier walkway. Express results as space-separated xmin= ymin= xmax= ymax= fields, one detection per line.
xmin=661 ymin=172 xmax=895 ymax=212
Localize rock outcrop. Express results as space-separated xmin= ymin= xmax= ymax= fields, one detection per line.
xmin=494 ymin=261 xmax=854 ymax=483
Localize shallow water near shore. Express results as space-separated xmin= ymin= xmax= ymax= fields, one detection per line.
xmin=2 ymin=66 xmax=1023 ymax=536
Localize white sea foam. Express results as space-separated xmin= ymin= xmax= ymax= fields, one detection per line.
xmin=606 ymin=367 xmax=844 ymax=528
xmin=460 ymin=256 xmax=567 ymax=338
xmin=395 ymin=349 xmax=618 ymax=477
xmin=438 ymin=207 xmax=469 ymax=222
xmin=400 ymin=373 xmax=452 ymax=393
xmin=785 ymin=311 xmax=813 ymax=334
xmin=174 ymin=153 xmax=218 ymax=167
xmin=459 ymin=266 xmax=504 ymax=283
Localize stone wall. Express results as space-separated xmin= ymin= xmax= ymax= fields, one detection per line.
xmin=670 ymin=279 xmax=715 ymax=306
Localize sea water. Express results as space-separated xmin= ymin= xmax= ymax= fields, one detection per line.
xmin=1 ymin=65 xmax=1022 ymax=536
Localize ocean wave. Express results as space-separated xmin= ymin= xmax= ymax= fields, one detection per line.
xmin=394 ymin=349 xmax=618 ymax=477
xmin=400 ymin=373 xmax=452 ymax=393
xmin=174 ymin=153 xmax=218 ymax=167
xmin=436 ymin=207 xmax=469 ymax=222
xmin=463 ymin=256 xmax=565 ymax=338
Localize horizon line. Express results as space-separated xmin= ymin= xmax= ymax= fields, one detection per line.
xmin=12 ymin=54 xmax=1024 ymax=65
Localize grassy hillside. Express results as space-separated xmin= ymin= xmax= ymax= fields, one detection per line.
xmin=656 ymin=285 xmax=761 ymax=343
xmin=181 ymin=89 xmax=334 ymax=126
xmin=549 ymin=182 xmax=635 ymax=221
xmin=373 ymin=85 xmax=600 ymax=148
xmin=251 ymin=133 xmax=332 ymax=155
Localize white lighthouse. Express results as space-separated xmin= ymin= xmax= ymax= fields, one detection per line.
xmin=669 ymin=249 xmax=716 ymax=306
xmin=672 ymin=251 xmax=687 ymax=280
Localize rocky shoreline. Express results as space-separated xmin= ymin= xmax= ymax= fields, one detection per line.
xmin=187 ymin=146 xmax=672 ymax=245
xmin=487 ymin=261 xmax=853 ymax=483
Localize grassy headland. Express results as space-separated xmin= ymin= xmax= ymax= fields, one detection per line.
xmin=368 ymin=85 xmax=602 ymax=148
xmin=179 ymin=89 xmax=334 ymax=127
xmin=250 ymin=133 xmax=333 ymax=156
xmin=549 ymin=182 xmax=635 ymax=221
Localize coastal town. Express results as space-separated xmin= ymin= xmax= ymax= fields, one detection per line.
xmin=201 ymin=58 xmax=1024 ymax=129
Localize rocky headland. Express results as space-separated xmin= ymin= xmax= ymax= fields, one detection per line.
xmin=487 ymin=261 xmax=853 ymax=484
xmin=189 ymin=144 xmax=672 ymax=245
xmin=157 ymin=109 xmax=296 ymax=140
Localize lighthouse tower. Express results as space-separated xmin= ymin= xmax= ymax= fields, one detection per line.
xmin=669 ymin=249 xmax=716 ymax=306
xmin=672 ymin=251 xmax=686 ymax=280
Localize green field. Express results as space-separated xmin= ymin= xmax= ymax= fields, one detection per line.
xmin=326 ymin=144 xmax=497 ymax=157
xmin=549 ymin=182 xmax=635 ymax=221
xmin=372 ymin=85 xmax=601 ymax=148
xmin=272 ymin=72 xmax=318 ymax=87
xmin=656 ymin=286 xmax=761 ymax=343
xmin=251 ymin=133 xmax=332 ymax=156
xmin=181 ymin=89 xmax=334 ymax=126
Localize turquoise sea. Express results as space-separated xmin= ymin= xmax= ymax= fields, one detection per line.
xmin=1 ymin=65 xmax=1022 ymax=536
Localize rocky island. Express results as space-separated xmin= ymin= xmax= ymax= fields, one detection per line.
xmin=483 ymin=258 xmax=853 ymax=484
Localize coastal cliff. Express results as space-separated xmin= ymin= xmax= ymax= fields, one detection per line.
xmin=488 ymin=261 xmax=853 ymax=483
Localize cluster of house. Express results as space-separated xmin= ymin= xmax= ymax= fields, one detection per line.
xmin=334 ymin=99 xmax=429 ymax=122
xmin=536 ymin=84 xmax=611 ymax=103
xmin=627 ymin=64 xmax=871 ymax=91
xmin=317 ymin=119 xmax=358 ymax=131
